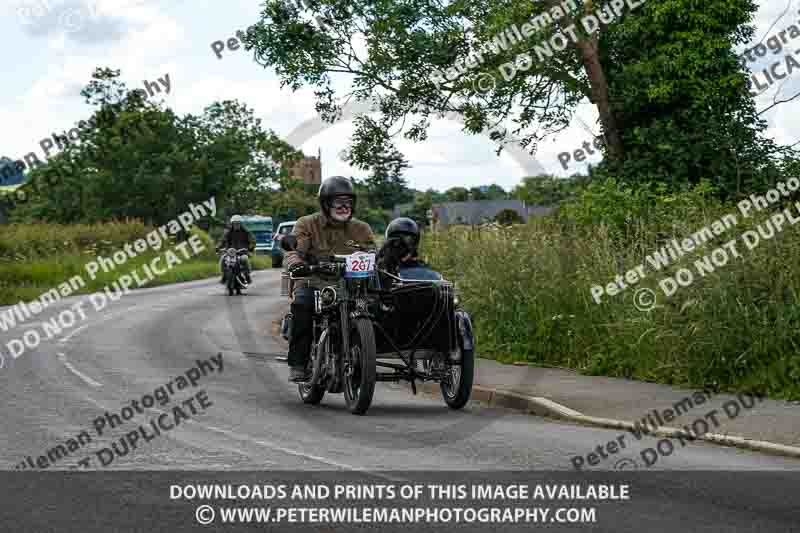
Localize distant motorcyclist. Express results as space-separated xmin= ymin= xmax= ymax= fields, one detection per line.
xmin=284 ymin=176 xmax=376 ymax=382
xmin=216 ymin=215 xmax=256 ymax=284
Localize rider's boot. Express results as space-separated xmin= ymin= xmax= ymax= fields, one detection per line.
xmin=289 ymin=367 xmax=311 ymax=382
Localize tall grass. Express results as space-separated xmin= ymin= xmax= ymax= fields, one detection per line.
xmin=422 ymin=183 xmax=800 ymax=399
xmin=0 ymin=221 xmax=271 ymax=304
xmin=0 ymin=220 xmax=151 ymax=260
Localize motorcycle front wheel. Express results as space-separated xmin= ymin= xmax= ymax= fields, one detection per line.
xmin=343 ymin=318 xmax=377 ymax=415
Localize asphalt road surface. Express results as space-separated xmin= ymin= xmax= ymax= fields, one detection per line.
xmin=1 ymin=271 xmax=799 ymax=532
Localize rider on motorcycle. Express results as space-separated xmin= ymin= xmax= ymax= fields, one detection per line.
xmin=377 ymin=217 xmax=424 ymax=275
xmin=216 ymin=215 xmax=256 ymax=285
xmin=284 ymin=176 xmax=376 ymax=382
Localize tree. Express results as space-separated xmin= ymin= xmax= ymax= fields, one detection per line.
xmin=495 ymin=208 xmax=524 ymax=225
xmin=346 ymin=145 xmax=413 ymax=210
xmin=12 ymin=68 xmax=298 ymax=224
xmin=444 ymin=187 xmax=469 ymax=202
xmin=239 ymin=0 xmax=774 ymax=199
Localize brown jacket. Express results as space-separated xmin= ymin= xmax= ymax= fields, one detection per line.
xmin=285 ymin=212 xmax=376 ymax=287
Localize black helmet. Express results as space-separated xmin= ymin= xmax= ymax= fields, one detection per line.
xmin=319 ymin=176 xmax=356 ymax=219
xmin=385 ymin=217 xmax=420 ymax=246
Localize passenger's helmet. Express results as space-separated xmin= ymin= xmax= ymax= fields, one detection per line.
xmin=385 ymin=217 xmax=420 ymax=255
xmin=319 ymin=176 xmax=356 ymax=221
xmin=230 ymin=215 xmax=243 ymax=225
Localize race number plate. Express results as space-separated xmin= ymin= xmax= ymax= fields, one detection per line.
xmin=345 ymin=252 xmax=376 ymax=278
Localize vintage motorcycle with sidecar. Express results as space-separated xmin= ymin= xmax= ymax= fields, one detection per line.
xmin=279 ymin=235 xmax=475 ymax=415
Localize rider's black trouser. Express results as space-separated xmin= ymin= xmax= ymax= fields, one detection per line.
xmin=287 ymin=287 xmax=316 ymax=368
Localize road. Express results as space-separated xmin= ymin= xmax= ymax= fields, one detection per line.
xmin=0 ymin=270 xmax=799 ymax=532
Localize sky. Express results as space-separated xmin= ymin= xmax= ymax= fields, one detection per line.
xmin=1 ymin=0 xmax=798 ymax=193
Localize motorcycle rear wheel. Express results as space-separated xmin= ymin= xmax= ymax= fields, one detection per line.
xmin=343 ymin=318 xmax=377 ymax=415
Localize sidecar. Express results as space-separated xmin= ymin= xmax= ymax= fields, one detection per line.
xmin=371 ymin=264 xmax=475 ymax=409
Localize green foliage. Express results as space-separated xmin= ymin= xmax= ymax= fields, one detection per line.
xmin=9 ymin=68 xmax=299 ymax=225
xmin=0 ymin=221 xmax=272 ymax=304
xmin=512 ymin=175 xmax=589 ymax=205
xmin=494 ymin=208 xmax=524 ymax=225
xmin=238 ymin=0 xmax=795 ymax=203
xmin=444 ymin=187 xmax=469 ymax=202
xmin=594 ymin=0 xmax=779 ymax=197
xmin=344 ymin=129 xmax=414 ymax=210
xmin=359 ymin=207 xmax=392 ymax=235
xmin=559 ymin=177 xmax=722 ymax=243
xmin=424 ymin=198 xmax=800 ymax=399
xmin=0 ymin=220 xmax=150 ymax=261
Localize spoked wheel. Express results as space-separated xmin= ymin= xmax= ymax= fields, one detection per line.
xmin=343 ymin=318 xmax=377 ymax=415
xmin=227 ymin=273 xmax=236 ymax=295
xmin=440 ymin=344 xmax=474 ymax=409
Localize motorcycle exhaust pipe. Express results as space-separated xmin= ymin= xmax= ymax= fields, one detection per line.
xmin=280 ymin=271 xmax=290 ymax=297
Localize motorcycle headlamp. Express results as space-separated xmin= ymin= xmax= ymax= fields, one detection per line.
xmin=320 ymin=287 xmax=337 ymax=306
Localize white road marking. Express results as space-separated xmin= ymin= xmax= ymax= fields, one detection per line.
xmin=198 ymin=423 xmax=407 ymax=483
xmin=59 ymin=324 xmax=88 ymax=344
xmin=52 ymin=288 xmax=404 ymax=473
xmin=78 ymin=396 xmax=363 ymax=472
xmin=58 ymin=304 xmax=142 ymax=344
xmin=58 ymin=353 xmax=102 ymax=387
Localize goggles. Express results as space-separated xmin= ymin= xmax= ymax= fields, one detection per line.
xmin=331 ymin=197 xmax=354 ymax=209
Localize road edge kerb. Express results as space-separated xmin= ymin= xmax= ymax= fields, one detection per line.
xmin=418 ymin=383 xmax=800 ymax=461
xmin=268 ymin=318 xmax=800 ymax=462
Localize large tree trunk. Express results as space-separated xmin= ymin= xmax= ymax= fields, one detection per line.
xmin=546 ymin=0 xmax=625 ymax=163
xmin=575 ymin=35 xmax=624 ymax=163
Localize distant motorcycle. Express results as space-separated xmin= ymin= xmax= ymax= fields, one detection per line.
xmin=220 ymin=248 xmax=249 ymax=295
xmin=279 ymin=235 xmax=475 ymax=415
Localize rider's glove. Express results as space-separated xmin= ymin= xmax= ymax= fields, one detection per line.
xmin=288 ymin=263 xmax=312 ymax=277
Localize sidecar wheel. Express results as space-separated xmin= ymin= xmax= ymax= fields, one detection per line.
xmin=440 ymin=346 xmax=474 ymax=410
xmin=344 ymin=318 xmax=377 ymax=415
